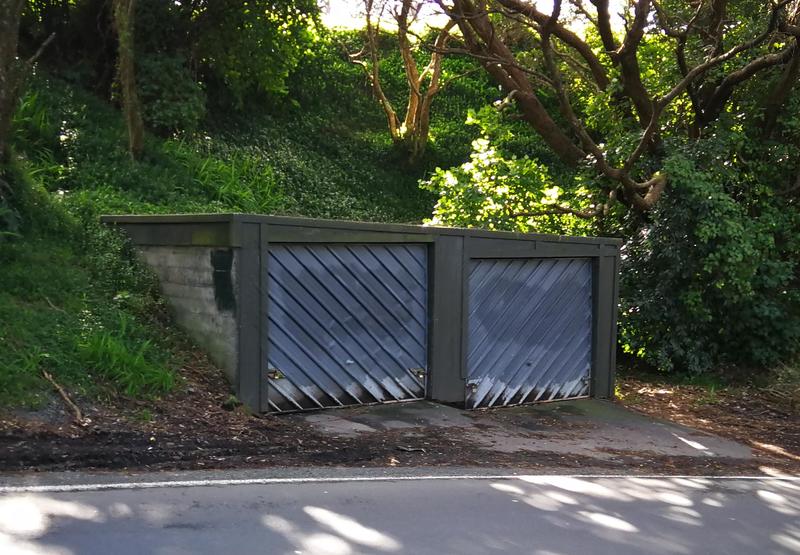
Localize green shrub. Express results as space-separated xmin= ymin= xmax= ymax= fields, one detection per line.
xmin=137 ymin=54 xmax=207 ymax=134
xmin=620 ymin=155 xmax=800 ymax=373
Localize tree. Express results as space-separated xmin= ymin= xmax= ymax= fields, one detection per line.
xmin=112 ymin=0 xmax=144 ymax=160
xmin=185 ymin=0 xmax=319 ymax=102
xmin=349 ymin=0 xmax=457 ymax=162
xmin=0 ymin=0 xmax=26 ymax=165
xmin=425 ymin=1 xmax=800 ymax=374
xmin=434 ymin=0 xmax=800 ymax=216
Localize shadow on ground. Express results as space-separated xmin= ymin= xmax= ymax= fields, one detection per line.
xmin=2 ymin=475 xmax=800 ymax=554
xmin=1 ymin=398 xmax=793 ymax=475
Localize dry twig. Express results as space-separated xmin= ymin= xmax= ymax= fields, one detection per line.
xmin=42 ymin=369 xmax=89 ymax=426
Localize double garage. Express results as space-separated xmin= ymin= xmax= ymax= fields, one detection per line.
xmin=103 ymin=214 xmax=620 ymax=413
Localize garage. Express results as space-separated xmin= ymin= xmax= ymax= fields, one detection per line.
xmin=102 ymin=214 xmax=620 ymax=414
xmin=265 ymin=243 xmax=428 ymax=411
xmin=465 ymin=257 xmax=593 ymax=409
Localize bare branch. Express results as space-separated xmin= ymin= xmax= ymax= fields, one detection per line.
xmin=25 ymin=33 xmax=56 ymax=67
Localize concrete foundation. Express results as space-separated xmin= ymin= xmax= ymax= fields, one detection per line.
xmin=137 ymin=246 xmax=239 ymax=385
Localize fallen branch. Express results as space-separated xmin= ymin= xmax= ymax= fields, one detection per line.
xmin=44 ymin=296 xmax=68 ymax=315
xmin=397 ymin=445 xmax=426 ymax=453
xmin=42 ymin=369 xmax=89 ymax=426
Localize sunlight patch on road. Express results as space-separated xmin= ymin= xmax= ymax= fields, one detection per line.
xmin=262 ymin=514 xmax=353 ymax=555
xmin=661 ymin=506 xmax=702 ymax=527
xmin=757 ymin=490 xmax=799 ymax=516
xmin=671 ymin=478 xmax=709 ymax=490
xmin=654 ymin=491 xmax=694 ymax=507
xmin=0 ymin=495 xmax=103 ymax=538
xmin=0 ymin=532 xmax=73 ymax=555
xmin=577 ymin=511 xmax=639 ymax=532
xmin=752 ymin=442 xmax=800 ymax=461
xmin=772 ymin=530 xmax=800 ymax=552
xmin=303 ymin=506 xmax=401 ymax=551
xmin=519 ymin=476 xmax=630 ymax=501
xmin=299 ymin=533 xmax=352 ymax=555
xmin=672 ymin=434 xmax=714 ymax=455
xmin=490 ymin=482 xmax=525 ymax=495
xmin=544 ymin=491 xmax=579 ymax=505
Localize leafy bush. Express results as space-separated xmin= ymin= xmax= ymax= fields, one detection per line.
xmin=620 ymin=154 xmax=800 ymax=373
xmin=425 ymin=103 xmax=800 ymax=376
xmin=422 ymin=107 xmax=597 ymax=236
xmin=136 ymin=55 xmax=206 ymax=134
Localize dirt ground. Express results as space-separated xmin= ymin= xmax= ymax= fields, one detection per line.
xmin=618 ymin=374 xmax=800 ymax=463
xmin=1 ymin=353 xmax=798 ymax=475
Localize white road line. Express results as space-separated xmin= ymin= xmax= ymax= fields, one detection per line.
xmin=1 ymin=473 xmax=799 ymax=494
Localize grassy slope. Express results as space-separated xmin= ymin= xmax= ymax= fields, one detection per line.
xmin=0 ymin=58 xmax=494 ymax=409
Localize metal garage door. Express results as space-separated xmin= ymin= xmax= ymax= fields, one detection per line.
xmin=466 ymin=258 xmax=592 ymax=409
xmin=265 ymin=244 xmax=428 ymax=412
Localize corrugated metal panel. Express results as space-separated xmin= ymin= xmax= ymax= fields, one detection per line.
xmin=266 ymin=244 xmax=428 ymax=412
xmin=466 ymin=258 xmax=592 ymax=409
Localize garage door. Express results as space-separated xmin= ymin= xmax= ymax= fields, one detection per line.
xmin=466 ymin=258 xmax=592 ymax=409
xmin=265 ymin=244 xmax=428 ymax=412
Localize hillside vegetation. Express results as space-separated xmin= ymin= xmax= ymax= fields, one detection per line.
xmin=2 ymin=0 xmax=800 ymax=414
xmin=0 ymin=26 xmax=496 ymax=408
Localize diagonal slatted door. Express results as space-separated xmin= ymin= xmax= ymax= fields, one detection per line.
xmin=466 ymin=258 xmax=592 ymax=409
xmin=266 ymin=244 xmax=428 ymax=412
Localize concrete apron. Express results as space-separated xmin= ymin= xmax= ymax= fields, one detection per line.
xmin=290 ymin=400 xmax=753 ymax=461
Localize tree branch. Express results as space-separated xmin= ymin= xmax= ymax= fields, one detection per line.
xmin=762 ymin=38 xmax=800 ymax=138
xmin=441 ymin=0 xmax=585 ymax=165
xmin=25 ymin=33 xmax=56 ymax=67
xmin=702 ymin=44 xmax=797 ymax=124
xmin=495 ymin=0 xmax=610 ymax=90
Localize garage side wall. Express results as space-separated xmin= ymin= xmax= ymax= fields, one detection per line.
xmin=136 ymin=246 xmax=239 ymax=385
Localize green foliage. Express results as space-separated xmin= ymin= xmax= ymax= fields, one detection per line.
xmin=136 ymin=54 xmax=206 ymax=134
xmin=22 ymin=0 xmax=320 ymax=127
xmin=288 ymin=28 xmax=499 ymax=168
xmin=0 ymin=158 xmax=175 ymax=408
xmin=191 ymin=0 xmax=319 ymax=103
xmin=422 ymin=107 xmax=598 ymax=236
xmin=620 ymin=154 xmax=800 ymax=373
xmin=78 ymin=314 xmax=173 ymax=397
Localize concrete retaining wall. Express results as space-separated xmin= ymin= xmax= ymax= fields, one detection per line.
xmin=137 ymin=246 xmax=239 ymax=385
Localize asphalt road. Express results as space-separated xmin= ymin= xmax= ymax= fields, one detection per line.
xmin=1 ymin=473 xmax=799 ymax=554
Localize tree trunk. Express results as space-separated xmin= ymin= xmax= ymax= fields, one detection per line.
xmin=0 ymin=0 xmax=24 ymax=165
xmin=113 ymin=0 xmax=144 ymax=161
